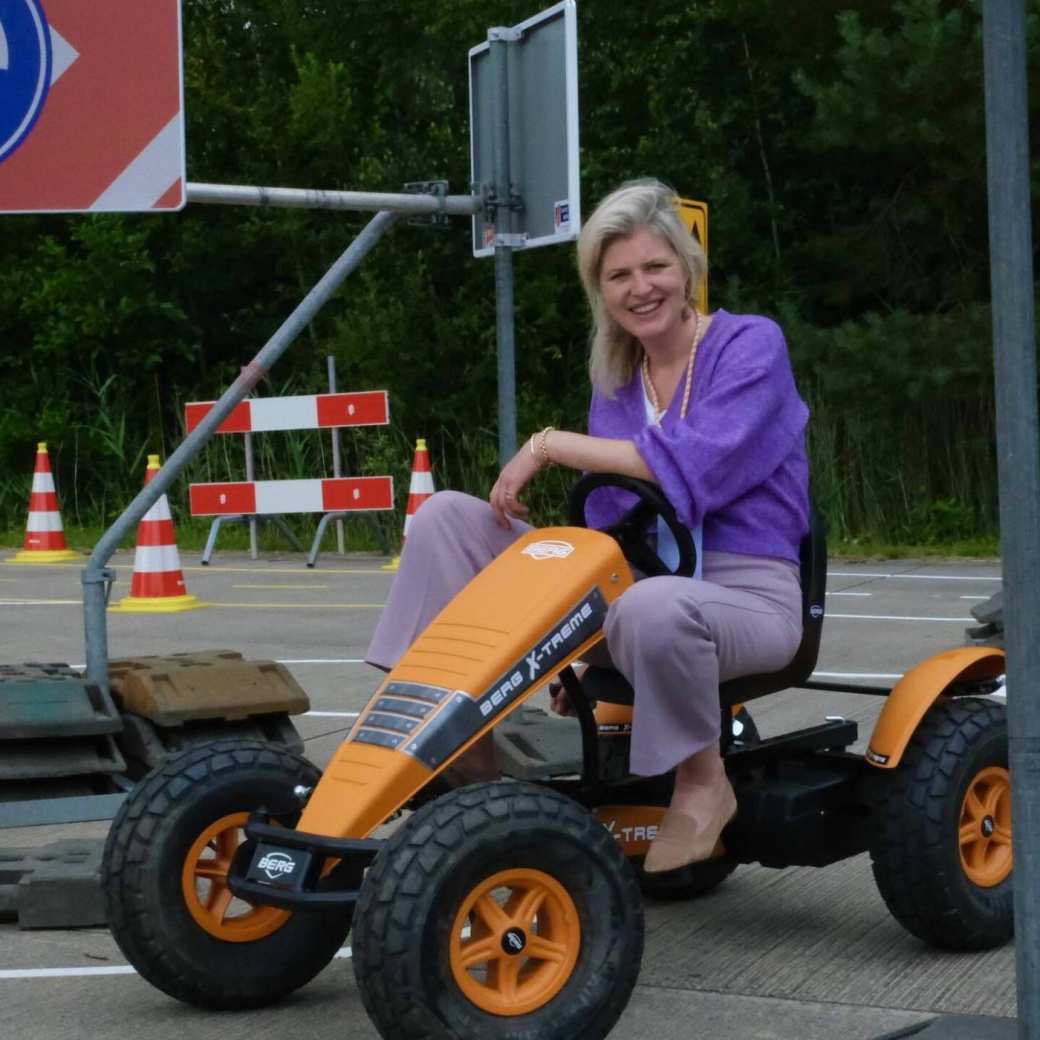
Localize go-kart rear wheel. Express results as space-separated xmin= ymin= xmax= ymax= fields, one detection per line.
xmin=869 ymin=697 xmax=1012 ymax=950
xmin=102 ymin=739 xmax=352 ymax=1009
xmin=352 ymin=781 xmax=644 ymax=1040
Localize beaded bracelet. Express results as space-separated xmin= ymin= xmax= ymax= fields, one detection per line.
xmin=538 ymin=426 xmax=555 ymax=468
xmin=529 ymin=426 xmax=555 ymax=469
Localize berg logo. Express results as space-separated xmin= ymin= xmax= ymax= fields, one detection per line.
xmin=0 ymin=0 xmax=52 ymax=165
xmin=521 ymin=539 xmax=575 ymax=561
xmin=257 ymin=851 xmax=297 ymax=879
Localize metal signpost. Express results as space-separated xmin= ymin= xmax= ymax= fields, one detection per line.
xmin=0 ymin=0 xmax=186 ymax=212
xmin=469 ymin=0 xmax=581 ymax=463
xmin=983 ymin=3 xmax=1039 ymax=1036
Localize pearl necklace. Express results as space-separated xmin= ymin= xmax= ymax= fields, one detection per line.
xmin=642 ymin=309 xmax=704 ymax=422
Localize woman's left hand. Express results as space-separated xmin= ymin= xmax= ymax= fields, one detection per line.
xmin=488 ymin=438 xmax=543 ymax=528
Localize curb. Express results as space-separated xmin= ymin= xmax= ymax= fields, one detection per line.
xmin=875 ymin=1015 xmax=1017 ymax=1038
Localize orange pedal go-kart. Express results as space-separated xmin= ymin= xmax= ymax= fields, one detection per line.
xmin=101 ymin=474 xmax=1010 ymax=1040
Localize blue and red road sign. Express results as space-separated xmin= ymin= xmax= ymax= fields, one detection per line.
xmin=0 ymin=0 xmax=185 ymax=213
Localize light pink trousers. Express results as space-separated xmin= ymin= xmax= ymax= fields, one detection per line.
xmin=367 ymin=491 xmax=802 ymax=776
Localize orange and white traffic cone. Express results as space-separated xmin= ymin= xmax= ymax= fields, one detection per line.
xmin=8 ymin=442 xmax=80 ymax=563
xmin=382 ymin=438 xmax=435 ymax=572
xmin=110 ymin=455 xmax=206 ymax=613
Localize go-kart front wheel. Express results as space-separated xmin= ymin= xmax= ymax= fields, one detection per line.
xmin=352 ymin=781 xmax=644 ymax=1040
xmin=102 ymin=739 xmax=352 ymax=1009
xmin=869 ymin=697 xmax=1012 ymax=950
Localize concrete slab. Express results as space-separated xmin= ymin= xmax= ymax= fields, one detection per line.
xmin=0 ymin=840 xmax=104 ymax=929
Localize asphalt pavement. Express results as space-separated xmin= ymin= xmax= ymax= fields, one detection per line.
xmin=0 ymin=547 xmax=1014 ymax=1039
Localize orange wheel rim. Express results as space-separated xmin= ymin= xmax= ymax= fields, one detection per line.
xmin=181 ymin=812 xmax=291 ymax=942
xmin=960 ymin=766 xmax=1013 ymax=887
xmin=449 ymin=868 xmax=581 ymax=1017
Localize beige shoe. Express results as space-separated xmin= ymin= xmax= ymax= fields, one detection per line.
xmin=643 ymin=784 xmax=737 ymax=874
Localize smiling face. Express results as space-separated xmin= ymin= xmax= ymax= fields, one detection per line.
xmin=598 ymin=228 xmax=689 ymax=351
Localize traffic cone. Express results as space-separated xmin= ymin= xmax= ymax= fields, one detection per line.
xmin=8 ymin=443 xmax=80 ymax=563
xmin=382 ymin=438 xmax=435 ymax=572
xmin=110 ymin=455 xmax=206 ymax=613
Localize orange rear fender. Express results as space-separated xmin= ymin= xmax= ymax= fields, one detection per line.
xmin=299 ymin=526 xmax=633 ymax=838
xmin=865 ymin=646 xmax=1006 ymax=769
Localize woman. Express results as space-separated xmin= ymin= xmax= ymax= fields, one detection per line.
xmin=367 ymin=178 xmax=809 ymax=873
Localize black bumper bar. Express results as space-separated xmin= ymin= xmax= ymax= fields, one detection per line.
xmin=225 ymin=812 xmax=384 ymax=912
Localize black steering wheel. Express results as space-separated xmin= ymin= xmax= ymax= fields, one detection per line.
xmin=567 ymin=473 xmax=696 ymax=578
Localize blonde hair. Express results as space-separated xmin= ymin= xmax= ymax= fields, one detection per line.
xmin=577 ymin=178 xmax=707 ymax=396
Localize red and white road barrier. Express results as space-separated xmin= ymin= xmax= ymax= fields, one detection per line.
xmin=185 ymin=391 xmax=389 ymax=434
xmin=9 ymin=443 xmax=79 ymax=564
xmin=111 ymin=455 xmax=205 ymax=613
xmin=190 ymin=476 xmax=394 ymax=516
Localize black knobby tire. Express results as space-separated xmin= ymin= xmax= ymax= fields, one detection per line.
xmin=869 ymin=697 xmax=1012 ymax=950
xmin=352 ymin=780 xmax=644 ymax=1040
xmin=102 ymin=738 xmax=352 ymax=1009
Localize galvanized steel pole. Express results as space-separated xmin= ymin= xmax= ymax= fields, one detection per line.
xmin=489 ymin=28 xmax=519 ymax=467
xmin=186 ymin=183 xmax=480 ymax=216
xmin=982 ymin=1 xmax=1040 ymax=1035
xmin=82 ymin=210 xmax=400 ymax=693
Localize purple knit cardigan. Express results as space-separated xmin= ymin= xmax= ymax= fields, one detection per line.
xmin=585 ymin=309 xmax=810 ymax=564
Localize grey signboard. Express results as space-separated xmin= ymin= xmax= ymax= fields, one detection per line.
xmin=469 ymin=0 xmax=580 ymax=257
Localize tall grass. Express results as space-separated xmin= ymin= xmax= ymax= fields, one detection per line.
xmin=0 ymin=306 xmax=1007 ymax=554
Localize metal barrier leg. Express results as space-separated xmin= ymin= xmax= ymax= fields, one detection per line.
xmin=268 ymin=514 xmax=306 ymax=553
xmin=308 ymin=511 xmax=343 ymax=567
xmin=201 ymin=515 xmax=241 ymax=565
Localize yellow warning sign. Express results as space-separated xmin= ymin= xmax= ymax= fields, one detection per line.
xmin=676 ymin=197 xmax=709 ymax=312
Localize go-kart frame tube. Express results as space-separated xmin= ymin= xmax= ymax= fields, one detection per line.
xmin=983 ymin=0 xmax=1040 ymax=1035
xmin=79 ymin=191 xmax=479 ymax=697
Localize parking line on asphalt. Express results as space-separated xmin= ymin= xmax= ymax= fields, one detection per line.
xmin=828 ymin=613 xmax=974 ymax=622
xmin=232 ymin=583 xmax=330 ymax=590
xmin=306 ymin=711 xmax=359 ymax=718
xmin=0 ymin=599 xmax=80 ymax=606
xmin=0 ymin=947 xmax=356 ymax=981
xmin=812 ymin=671 xmax=902 ymax=680
xmin=829 ymin=571 xmax=1000 ymax=581
xmin=205 ymin=602 xmax=383 ymax=609
xmin=66 ymin=658 xmax=369 ymax=669
xmin=280 ymin=658 xmax=367 ymax=664
xmin=111 ymin=563 xmax=391 ymax=576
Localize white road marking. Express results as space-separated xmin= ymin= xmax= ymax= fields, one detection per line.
xmin=829 ymin=571 xmax=1000 ymax=582
xmin=960 ymin=595 xmax=991 ymax=600
xmin=825 ymin=591 xmax=872 ymax=597
xmin=0 ymin=967 xmax=136 ymax=980
xmin=811 ymin=671 xmax=902 ymax=680
xmin=0 ymin=599 xmax=80 ymax=606
xmin=278 ymin=658 xmax=367 ymax=665
xmin=0 ymin=946 xmax=354 ymax=981
xmin=827 ymin=613 xmax=974 ymax=623
xmin=232 ymin=584 xmax=330 ymax=590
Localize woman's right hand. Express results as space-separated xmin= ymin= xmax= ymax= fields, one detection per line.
xmin=488 ymin=436 xmax=543 ymax=527
xmin=548 ymin=662 xmax=589 ymax=717
xmin=549 ymin=679 xmax=575 ymax=717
